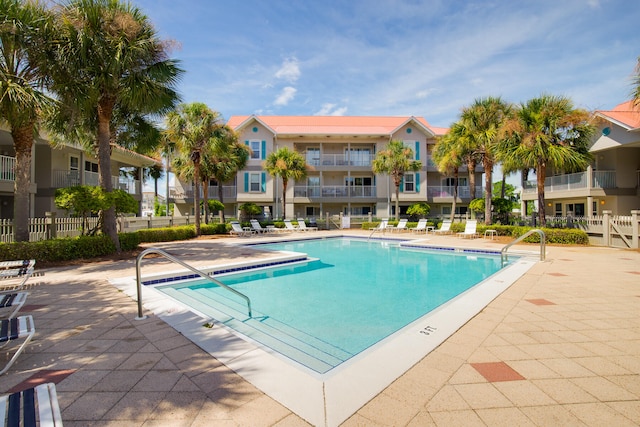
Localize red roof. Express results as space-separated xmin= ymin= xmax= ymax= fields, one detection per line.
xmin=596 ymin=100 xmax=640 ymax=130
xmin=227 ymin=115 xmax=445 ymax=136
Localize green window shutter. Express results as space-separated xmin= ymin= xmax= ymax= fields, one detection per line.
xmin=400 ymin=176 xmax=404 ymax=193
xmin=415 ymin=141 xmax=420 ymax=160
xmin=261 ymin=172 xmax=266 ymax=192
xmin=416 ymin=173 xmax=420 ymax=192
xmin=245 ymin=140 xmax=249 ymax=146
xmin=244 ymin=172 xmax=249 ymax=192
xmin=261 ymin=141 xmax=266 ymax=160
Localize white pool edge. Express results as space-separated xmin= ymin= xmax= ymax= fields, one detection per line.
xmin=110 ymin=246 xmax=538 ymax=427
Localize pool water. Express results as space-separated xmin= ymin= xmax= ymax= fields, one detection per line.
xmin=158 ymin=238 xmax=505 ymax=373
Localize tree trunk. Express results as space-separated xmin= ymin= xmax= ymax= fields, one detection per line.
xmin=11 ymin=123 xmax=35 ymax=242
xmin=281 ymin=178 xmax=288 ymax=220
xmin=467 ymin=158 xmax=477 ymax=219
xmin=484 ymin=158 xmax=493 ymax=225
xmin=501 ymin=172 xmax=506 ymax=199
xmin=537 ymin=161 xmax=546 ymax=227
xmin=202 ymin=179 xmax=209 ymax=224
xmin=217 ymin=182 xmax=225 ymax=222
xmin=97 ymin=96 xmax=120 ymax=251
xmin=450 ymin=168 xmax=458 ymax=222
xmin=193 ymin=161 xmax=201 ymax=236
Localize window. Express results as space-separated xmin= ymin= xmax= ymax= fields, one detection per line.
xmin=442 ymin=177 xmax=467 ymax=187
xmin=247 ymin=140 xmax=266 ymax=160
xmin=250 ymin=173 xmax=261 ymax=192
xmin=403 ymin=140 xmax=419 ymax=160
xmin=70 ymin=156 xmax=79 ymax=172
xmin=403 ymin=173 xmax=415 ymax=192
xmin=345 ymin=148 xmax=371 ymax=166
xmin=306 ymin=148 xmax=320 ymax=166
xmin=84 ymin=161 xmax=98 ymax=173
xmin=244 ymin=172 xmax=265 ymax=193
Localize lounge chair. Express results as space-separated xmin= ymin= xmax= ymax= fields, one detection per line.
xmin=388 ymin=218 xmax=408 ymax=232
xmin=411 ymin=218 xmax=428 ymax=234
xmin=0 ymin=260 xmax=35 ymax=291
xmin=368 ymin=218 xmax=389 ymax=237
xmin=283 ymin=219 xmax=301 ymax=232
xmin=250 ymin=219 xmax=270 ymax=234
xmin=434 ymin=220 xmax=452 ymax=235
xmin=297 ymin=218 xmax=317 ymax=232
xmin=0 ymin=315 xmax=35 ymax=375
xmin=230 ymin=221 xmax=255 ymax=237
xmin=0 ymin=382 xmax=63 ymax=426
xmin=0 ymin=291 xmax=28 ymax=320
xmin=457 ymin=220 xmax=479 ymax=239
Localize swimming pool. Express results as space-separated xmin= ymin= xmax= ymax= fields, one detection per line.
xmin=112 ymin=235 xmax=539 ymax=426
xmin=157 ymin=238 xmax=507 ymax=374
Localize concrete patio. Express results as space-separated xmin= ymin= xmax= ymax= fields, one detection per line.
xmin=1 ymin=230 xmax=639 ymax=426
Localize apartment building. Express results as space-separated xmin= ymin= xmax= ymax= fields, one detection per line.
xmin=521 ymin=100 xmax=640 ymax=217
xmin=170 ymin=115 xmax=484 ymax=219
xmin=0 ymin=127 xmax=160 ymax=219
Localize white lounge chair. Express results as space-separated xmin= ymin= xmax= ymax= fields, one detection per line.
xmin=388 ymin=218 xmax=408 ymax=232
xmin=0 ymin=291 xmax=28 ymax=320
xmin=0 ymin=260 xmax=35 ymax=291
xmin=297 ymin=219 xmax=317 ymax=232
xmin=0 ymin=382 xmax=63 ymax=426
xmin=434 ymin=220 xmax=452 ymax=235
xmin=250 ymin=219 xmax=270 ymax=234
xmin=457 ymin=220 xmax=479 ymax=239
xmin=283 ymin=219 xmax=301 ymax=232
xmin=230 ymin=221 xmax=255 ymax=237
xmin=0 ymin=315 xmax=35 ymax=375
xmin=411 ymin=218 xmax=429 ymax=234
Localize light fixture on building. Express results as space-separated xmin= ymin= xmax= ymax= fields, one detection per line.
xmin=600 ymin=200 xmax=605 ymax=205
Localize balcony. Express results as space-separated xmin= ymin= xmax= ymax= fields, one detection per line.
xmin=427 ymin=186 xmax=483 ymax=199
xmin=307 ymin=153 xmax=374 ymax=167
xmin=51 ymin=170 xmax=141 ymax=195
xmin=522 ymin=171 xmax=616 ymax=194
xmin=170 ymin=186 xmax=237 ymax=200
xmin=294 ymin=185 xmax=376 ymax=198
xmin=0 ymin=155 xmax=15 ymax=181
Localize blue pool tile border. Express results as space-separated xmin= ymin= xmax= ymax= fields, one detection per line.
xmin=142 ymin=256 xmax=309 ymax=286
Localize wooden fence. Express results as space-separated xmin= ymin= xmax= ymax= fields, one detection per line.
xmin=0 ymin=210 xmax=638 ymax=248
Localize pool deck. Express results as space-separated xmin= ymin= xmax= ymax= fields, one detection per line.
xmin=2 ymin=230 xmax=639 ymax=426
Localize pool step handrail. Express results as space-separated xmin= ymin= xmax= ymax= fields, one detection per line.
xmin=135 ymin=247 xmax=252 ymax=320
xmin=501 ymin=229 xmax=546 ymax=265
xmin=368 ymin=218 xmax=389 ymax=241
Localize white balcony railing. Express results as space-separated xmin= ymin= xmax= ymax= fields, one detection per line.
xmin=427 ymin=186 xmax=482 ymax=199
xmin=294 ymin=185 xmax=376 ymax=198
xmin=170 ymin=186 xmax=237 ymax=199
xmin=0 ymin=155 xmax=15 ymax=181
xmin=522 ymin=171 xmax=616 ymax=194
xmin=313 ymin=153 xmax=374 ymax=167
xmin=51 ymin=169 xmax=140 ymax=195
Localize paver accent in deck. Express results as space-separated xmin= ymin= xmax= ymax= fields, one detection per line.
xmin=471 ymin=362 xmax=525 ymax=382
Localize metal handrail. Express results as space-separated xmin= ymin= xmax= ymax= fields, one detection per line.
xmin=501 ymin=229 xmax=546 ymax=266
xmin=134 ymin=247 xmax=252 ymax=320
xmin=367 ymin=219 xmax=389 ymax=241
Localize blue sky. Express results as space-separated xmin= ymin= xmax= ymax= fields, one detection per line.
xmin=135 ymin=0 xmax=638 ymax=128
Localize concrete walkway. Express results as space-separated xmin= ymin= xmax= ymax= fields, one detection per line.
xmin=2 ymin=231 xmax=639 ymax=426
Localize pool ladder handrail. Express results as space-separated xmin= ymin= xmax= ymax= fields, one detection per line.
xmin=368 ymin=218 xmax=389 ymax=241
xmin=501 ymin=229 xmax=546 ymax=266
xmin=134 ymin=247 xmax=252 ymax=320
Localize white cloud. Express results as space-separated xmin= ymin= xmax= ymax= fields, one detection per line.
xmin=314 ymin=103 xmax=347 ymax=116
xmin=275 ymin=57 xmax=301 ymax=83
xmin=274 ymin=86 xmax=297 ymax=106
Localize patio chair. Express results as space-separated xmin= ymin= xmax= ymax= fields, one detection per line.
xmin=283 ymin=219 xmax=301 ymax=232
xmin=388 ymin=218 xmax=408 ymax=232
xmin=411 ymin=219 xmax=428 ymax=234
xmin=297 ymin=219 xmax=317 ymax=232
xmin=0 ymin=315 xmax=35 ymax=375
xmin=0 ymin=260 xmax=35 ymax=292
xmin=230 ymin=221 xmax=255 ymax=237
xmin=457 ymin=220 xmax=479 ymax=239
xmin=0 ymin=291 xmax=28 ymax=320
xmin=0 ymin=382 xmax=63 ymax=426
xmin=250 ymin=219 xmax=270 ymax=234
xmin=433 ymin=220 xmax=452 ymax=235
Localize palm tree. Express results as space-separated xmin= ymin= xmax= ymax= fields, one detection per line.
xmin=164 ymin=103 xmax=223 ymax=235
xmin=633 ymin=57 xmax=640 ymax=106
xmin=433 ymin=124 xmax=464 ymax=221
xmin=264 ymin=147 xmax=307 ymax=220
xmin=460 ymin=97 xmax=512 ymax=224
xmin=500 ymin=94 xmax=595 ymax=226
xmin=0 ymin=0 xmax=54 ymax=241
xmin=208 ymin=125 xmax=250 ymax=222
xmin=372 ymin=139 xmax=422 ymax=221
xmin=45 ymin=0 xmax=182 ymax=249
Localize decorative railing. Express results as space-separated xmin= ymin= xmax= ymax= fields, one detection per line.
xmin=0 ymin=155 xmax=15 ymax=181
xmin=312 ymin=153 xmax=374 ymax=167
xmin=169 ymin=186 xmax=237 ymax=199
xmin=522 ymin=171 xmax=617 ymax=194
xmin=426 ymin=186 xmax=483 ymax=199
xmin=294 ymin=185 xmax=376 ymax=198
